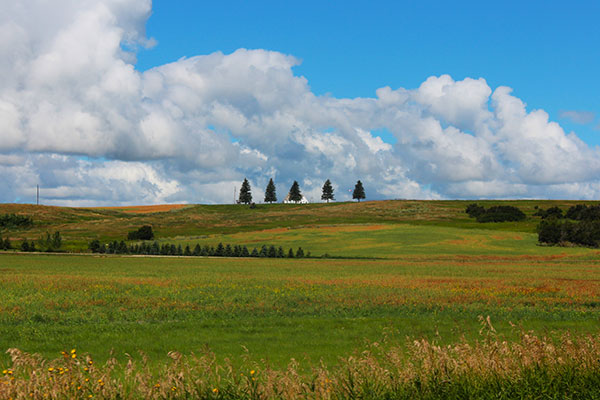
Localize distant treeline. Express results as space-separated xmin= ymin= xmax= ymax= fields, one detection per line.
xmin=0 ymin=214 xmax=33 ymax=229
xmin=466 ymin=204 xmax=526 ymax=222
xmin=90 ymin=240 xmax=309 ymax=258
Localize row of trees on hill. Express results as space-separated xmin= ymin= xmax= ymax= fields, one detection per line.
xmin=238 ymin=179 xmax=366 ymax=204
xmin=89 ymin=240 xmax=309 ymax=258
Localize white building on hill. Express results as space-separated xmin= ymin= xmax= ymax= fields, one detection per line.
xmin=283 ymin=194 xmax=309 ymax=204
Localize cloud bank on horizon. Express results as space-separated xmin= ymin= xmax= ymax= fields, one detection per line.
xmin=1 ymin=0 xmax=600 ymax=206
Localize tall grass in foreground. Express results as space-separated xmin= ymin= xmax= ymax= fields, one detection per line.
xmin=2 ymin=321 xmax=600 ymax=399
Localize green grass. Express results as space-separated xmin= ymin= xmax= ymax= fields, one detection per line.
xmin=1 ymin=199 xmax=600 ymax=372
xmin=1 ymin=251 xmax=599 ymax=368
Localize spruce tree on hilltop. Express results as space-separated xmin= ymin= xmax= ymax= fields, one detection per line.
xmin=238 ymin=178 xmax=252 ymax=204
xmin=353 ymin=180 xmax=366 ymax=202
xmin=288 ymin=181 xmax=302 ymax=203
xmin=321 ymin=179 xmax=335 ymax=203
xmin=264 ymin=178 xmax=277 ymax=203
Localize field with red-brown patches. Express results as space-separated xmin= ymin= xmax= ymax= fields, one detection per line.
xmin=2 ymin=199 xmax=600 ymax=375
xmin=1 ymin=251 xmax=599 ymax=369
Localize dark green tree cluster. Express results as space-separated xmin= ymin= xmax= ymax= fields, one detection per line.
xmin=39 ymin=231 xmax=62 ymax=252
xmin=12 ymin=231 xmax=62 ymax=252
xmin=533 ymin=206 xmax=563 ymax=219
xmin=465 ymin=204 xmax=526 ymax=222
xmin=0 ymin=214 xmax=33 ymax=229
xmin=538 ymin=219 xmax=600 ymax=247
xmin=89 ymin=240 xmax=309 ymax=258
xmin=536 ymin=204 xmax=600 ymax=247
xmin=0 ymin=236 xmax=12 ymax=250
xmin=127 ymin=225 xmax=154 ymax=240
xmin=20 ymin=241 xmax=37 ymax=252
xmin=565 ymin=204 xmax=600 ymax=221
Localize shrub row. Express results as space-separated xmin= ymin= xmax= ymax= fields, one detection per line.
xmin=89 ymin=240 xmax=309 ymax=258
xmin=0 ymin=213 xmax=33 ymax=229
xmin=466 ymin=204 xmax=526 ymax=222
xmin=1 ymin=232 xmax=62 ymax=252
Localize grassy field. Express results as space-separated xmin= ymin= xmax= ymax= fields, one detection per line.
xmin=1 ymin=200 xmax=600 ymax=393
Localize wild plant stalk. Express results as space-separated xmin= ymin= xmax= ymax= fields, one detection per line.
xmin=2 ymin=322 xmax=600 ymax=399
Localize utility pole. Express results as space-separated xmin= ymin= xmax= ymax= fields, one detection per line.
xmin=36 ymin=185 xmax=39 ymax=206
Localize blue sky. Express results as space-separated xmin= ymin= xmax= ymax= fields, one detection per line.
xmin=3 ymin=0 xmax=600 ymax=205
xmin=138 ymin=0 xmax=600 ymax=145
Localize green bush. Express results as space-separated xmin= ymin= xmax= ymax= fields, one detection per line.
xmin=127 ymin=225 xmax=154 ymax=240
xmin=466 ymin=205 xmax=526 ymax=223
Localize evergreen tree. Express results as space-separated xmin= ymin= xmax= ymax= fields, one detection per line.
xmin=193 ymin=244 xmax=201 ymax=256
xmin=89 ymin=239 xmax=101 ymax=253
xmin=44 ymin=231 xmax=61 ymax=251
xmin=268 ymin=245 xmax=277 ymax=258
xmin=251 ymin=247 xmax=259 ymax=257
xmin=259 ymin=245 xmax=268 ymax=257
xmin=29 ymin=241 xmax=36 ymax=252
xmin=238 ymin=178 xmax=253 ymax=204
xmin=352 ymin=180 xmax=366 ymax=202
xmin=242 ymin=246 xmax=250 ymax=257
xmin=321 ymin=179 xmax=335 ymax=203
xmin=21 ymin=241 xmax=29 ymax=252
xmin=277 ymin=246 xmax=285 ymax=258
xmin=233 ymin=245 xmax=241 ymax=257
xmin=151 ymin=241 xmax=160 ymax=255
xmin=296 ymin=247 xmax=304 ymax=258
xmin=264 ymin=178 xmax=277 ymax=203
xmin=215 ymin=242 xmax=225 ymax=256
xmin=177 ymin=244 xmax=183 ymax=256
xmin=225 ymin=244 xmax=233 ymax=257
xmin=288 ymin=181 xmax=302 ymax=203
xmin=184 ymin=245 xmax=191 ymax=256
xmin=287 ymin=248 xmax=295 ymax=258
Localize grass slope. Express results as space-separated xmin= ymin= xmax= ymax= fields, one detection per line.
xmin=1 ymin=199 xmax=599 ymax=252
